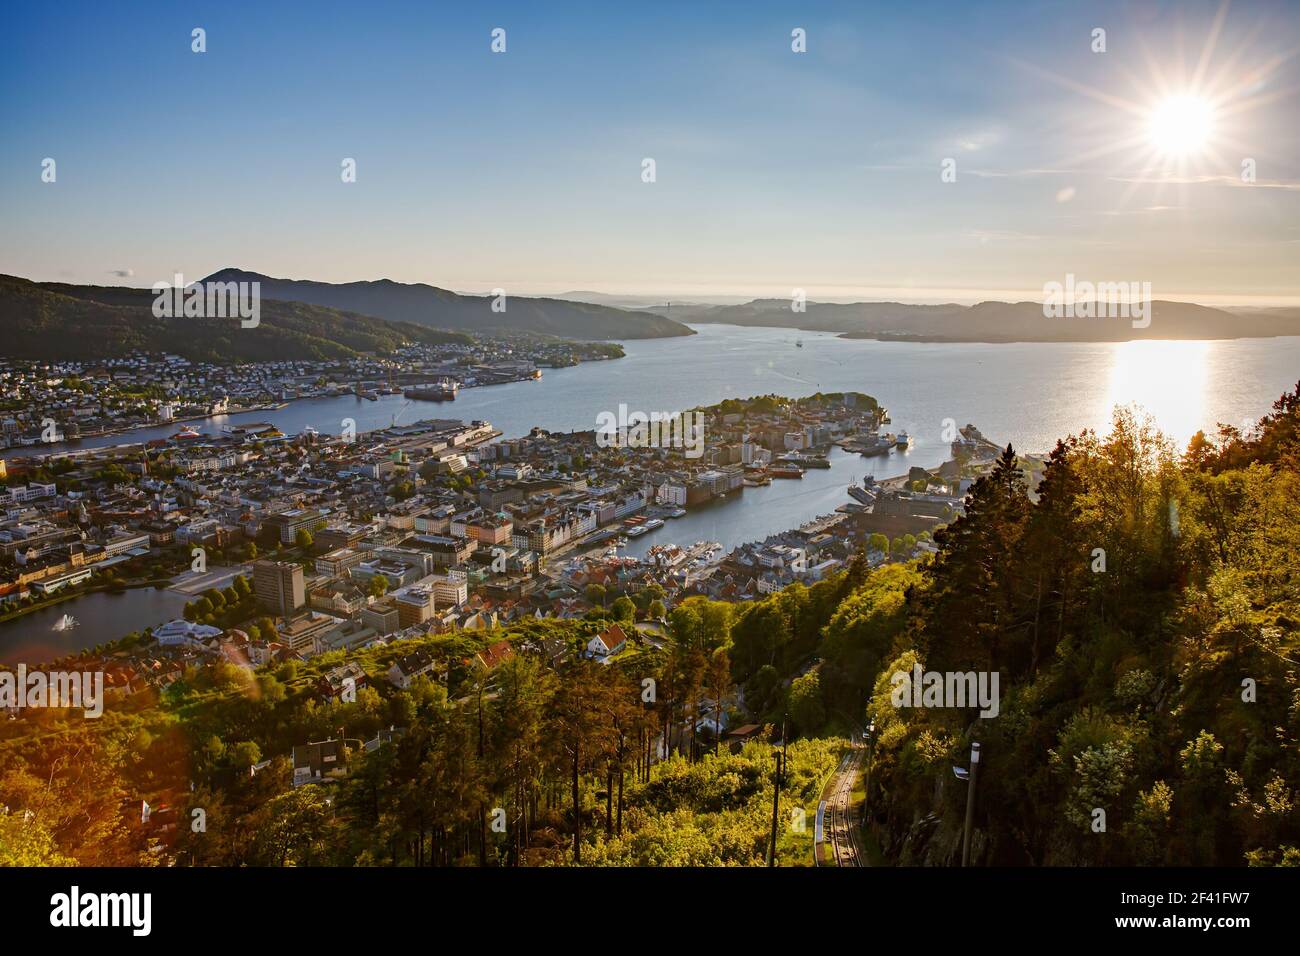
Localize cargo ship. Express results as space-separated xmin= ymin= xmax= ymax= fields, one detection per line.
xmin=853 ymin=433 xmax=895 ymax=457
xmin=777 ymin=452 xmax=830 ymax=469
xmin=404 ymin=379 xmax=459 ymax=401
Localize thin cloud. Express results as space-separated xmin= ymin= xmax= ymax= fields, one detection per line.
xmin=1109 ymin=174 xmax=1300 ymax=190
xmin=1099 ymin=205 xmax=1184 ymax=215
xmin=966 ymin=168 xmax=1080 ymax=179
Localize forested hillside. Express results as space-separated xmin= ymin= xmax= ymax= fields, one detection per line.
xmin=0 ymin=274 xmax=472 ymax=362
xmin=730 ymin=385 xmax=1300 ymax=866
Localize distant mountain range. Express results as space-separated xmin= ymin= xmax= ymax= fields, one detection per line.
xmin=7 ymin=268 xmax=1295 ymax=364
xmin=0 ymin=274 xmax=473 ymax=363
xmin=203 ymin=270 xmax=694 ymax=341
xmin=673 ymin=298 xmax=1300 ymax=342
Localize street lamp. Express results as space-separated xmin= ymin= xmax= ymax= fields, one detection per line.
xmin=862 ymin=719 xmax=877 ymax=808
xmin=768 ymin=713 xmax=788 ymax=867
xmin=856 ymin=718 xmax=878 ymax=849
xmin=954 ymin=741 xmax=981 ymax=867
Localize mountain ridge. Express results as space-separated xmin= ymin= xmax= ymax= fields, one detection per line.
xmin=0 ymin=274 xmax=473 ymax=363
xmin=674 ymin=297 xmax=1300 ymax=342
xmin=202 ymin=269 xmax=695 ymax=341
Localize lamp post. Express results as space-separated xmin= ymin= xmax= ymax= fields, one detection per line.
xmin=953 ymin=741 xmax=981 ymax=867
xmin=768 ymin=714 xmax=788 ymax=867
xmin=863 ymin=719 xmax=876 ymax=809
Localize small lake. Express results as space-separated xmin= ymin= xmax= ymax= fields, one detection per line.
xmin=0 ymin=587 xmax=188 ymax=666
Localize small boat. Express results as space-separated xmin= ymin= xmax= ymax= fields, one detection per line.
xmin=666 ymin=507 xmax=686 ymax=518
xmin=644 ymin=518 xmax=665 ymax=531
xmin=52 ymin=613 xmax=78 ymax=632
xmin=795 ymin=339 xmax=803 ymax=348
xmin=895 ymin=431 xmax=911 ymax=449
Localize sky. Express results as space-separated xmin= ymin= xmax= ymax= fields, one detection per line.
xmin=1 ymin=0 xmax=1298 ymax=305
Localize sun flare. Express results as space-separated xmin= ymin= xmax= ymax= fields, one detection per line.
xmin=1146 ymin=94 xmax=1216 ymax=157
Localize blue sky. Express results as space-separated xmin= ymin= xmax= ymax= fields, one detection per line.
xmin=2 ymin=0 xmax=1297 ymax=304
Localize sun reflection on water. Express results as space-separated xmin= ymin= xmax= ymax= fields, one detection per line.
xmin=1105 ymin=340 xmax=1209 ymax=447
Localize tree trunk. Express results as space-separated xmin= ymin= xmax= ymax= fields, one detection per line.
xmin=617 ymin=768 xmax=625 ymax=836
xmin=1031 ymin=569 xmax=1043 ymax=674
xmin=605 ymin=768 xmax=614 ymax=837
xmin=571 ymin=752 xmax=581 ymax=863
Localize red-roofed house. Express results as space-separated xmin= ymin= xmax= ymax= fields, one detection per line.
xmin=586 ymin=623 xmax=628 ymax=660
xmin=473 ymin=639 xmax=515 ymax=671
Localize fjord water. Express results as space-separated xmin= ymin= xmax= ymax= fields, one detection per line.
xmin=13 ymin=324 xmax=1300 ymax=457
xmin=5 ymin=325 xmax=1298 ymax=660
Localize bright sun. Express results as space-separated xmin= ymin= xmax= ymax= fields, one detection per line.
xmin=1146 ymin=94 xmax=1215 ymax=156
